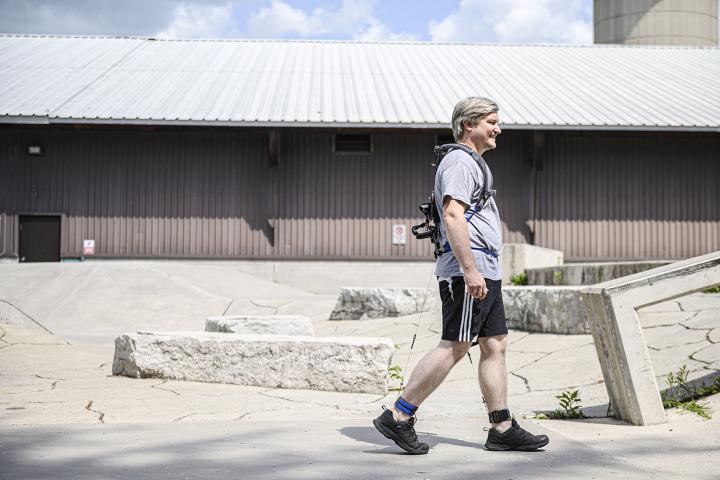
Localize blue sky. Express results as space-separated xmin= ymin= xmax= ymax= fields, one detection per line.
xmin=0 ymin=0 xmax=595 ymax=44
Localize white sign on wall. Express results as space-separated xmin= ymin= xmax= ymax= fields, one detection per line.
xmin=392 ymin=224 xmax=407 ymax=245
xmin=83 ymin=239 xmax=95 ymax=256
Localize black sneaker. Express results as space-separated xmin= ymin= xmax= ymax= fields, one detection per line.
xmin=373 ymin=408 xmax=429 ymax=455
xmin=485 ymin=419 xmax=549 ymax=451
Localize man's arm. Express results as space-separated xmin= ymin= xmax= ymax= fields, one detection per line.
xmin=443 ymin=196 xmax=488 ymax=300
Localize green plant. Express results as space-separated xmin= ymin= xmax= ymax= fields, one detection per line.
xmin=703 ymin=286 xmax=720 ymax=294
xmin=510 ymin=272 xmax=528 ymax=286
xmin=553 ymin=270 xmax=564 ymax=285
xmin=388 ymin=365 xmax=403 ymax=381
xmin=548 ymin=389 xmax=586 ymax=419
xmin=661 ymin=365 xmax=714 ymax=419
xmin=697 ymin=377 xmax=720 ymax=397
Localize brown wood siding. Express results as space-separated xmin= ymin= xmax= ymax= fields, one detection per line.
xmin=535 ymin=132 xmax=720 ymax=260
xmin=1 ymin=127 xmax=274 ymax=258
xmin=1 ymin=126 xmax=718 ymax=261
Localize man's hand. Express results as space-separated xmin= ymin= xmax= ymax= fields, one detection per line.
xmin=464 ymin=269 xmax=488 ymax=300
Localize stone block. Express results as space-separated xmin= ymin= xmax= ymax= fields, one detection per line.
xmin=503 ymin=286 xmax=589 ymax=334
xmin=330 ymin=287 xmax=432 ymax=320
xmin=205 ymin=315 xmax=315 ymax=336
xmin=112 ymin=331 xmax=394 ymax=395
xmin=501 ymin=244 xmax=563 ymax=284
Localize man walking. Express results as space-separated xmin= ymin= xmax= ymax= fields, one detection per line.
xmin=373 ymin=97 xmax=549 ymax=454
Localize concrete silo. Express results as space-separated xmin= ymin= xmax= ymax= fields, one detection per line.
xmin=594 ymin=0 xmax=719 ymax=45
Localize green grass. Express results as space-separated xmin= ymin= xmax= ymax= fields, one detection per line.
xmin=661 ymin=365 xmax=719 ymax=419
xmin=510 ymin=272 xmax=528 ymax=286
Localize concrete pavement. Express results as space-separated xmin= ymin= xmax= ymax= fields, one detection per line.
xmin=1 ymin=261 xmax=719 ymax=479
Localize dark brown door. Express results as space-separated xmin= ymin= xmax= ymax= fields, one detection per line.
xmin=19 ymin=215 xmax=61 ymax=262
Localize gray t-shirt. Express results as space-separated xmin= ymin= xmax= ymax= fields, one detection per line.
xmin=433 ymin=149 xmax=503 ymax=280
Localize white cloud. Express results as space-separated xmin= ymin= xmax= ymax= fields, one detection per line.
xmin=429 ymin=0 xmax=593 ymax=44
xmin=155 ymin=2 xmax=235 ymax=39
xmin=354 ymin=19 xmax=420 ymax=42
xmin=247 ymin=0 xmax=417 ymax=41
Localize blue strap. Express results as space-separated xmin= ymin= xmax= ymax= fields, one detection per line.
xmin=395 ymin=397 xmax=418 ymax=416
xmin=441 ymin=242 xmax=499 ymax=259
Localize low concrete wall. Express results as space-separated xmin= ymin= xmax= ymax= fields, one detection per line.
xmin=205 ymin=315 xmax=315 ymax=336
xmin=196 ymin=244 xmax=562 ymax=293
xmin=501 ymin=245 xmax=564 ymax=284
xmin=218 ymin=260 xmax=436 ymax=294
xmin=503 ymin=286 xmax=589 ymax=334
xmin=527 ymin=261 xmax=670 ymax=286
xmin=113 ymin=331 xmax=394 ymax=395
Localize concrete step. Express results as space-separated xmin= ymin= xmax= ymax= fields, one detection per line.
xmin=526 ymin=261 xmax=671 ymax=286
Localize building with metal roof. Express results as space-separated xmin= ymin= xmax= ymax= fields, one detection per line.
xmin=1 ymin=35 xmax=719 ymax=131
xmin=1 ymin=35 xmax=718 ymax=263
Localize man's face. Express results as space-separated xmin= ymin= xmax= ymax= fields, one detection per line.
xmin=465 ymin=112 xmax=501 ymax=153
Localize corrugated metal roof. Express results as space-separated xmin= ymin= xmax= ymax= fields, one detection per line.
xmin=1 ymin=34 xmax=719 ymax=131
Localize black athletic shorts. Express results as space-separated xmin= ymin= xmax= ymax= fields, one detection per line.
xmin=438 ymin=276 xmax=508 ymax=342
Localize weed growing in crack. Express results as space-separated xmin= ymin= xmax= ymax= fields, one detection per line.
xmin=548 ymin=389 xmax=586 ymax=419
xmin=510 ymin=272 xmax=528 ymax=286
xmin=662 ymin=365 xmax=717 ymax=419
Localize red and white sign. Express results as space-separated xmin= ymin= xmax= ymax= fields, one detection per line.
xmin=392 ymin=224 xmax=407 ymax=245
xmin=83 ymin=239 xmax=95 ymax=256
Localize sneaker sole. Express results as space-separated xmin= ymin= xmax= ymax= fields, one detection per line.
xmin=485 ymin=438 xmax=550 ymax=451
xmin=373 ymin=418 xmax=429 ymax=455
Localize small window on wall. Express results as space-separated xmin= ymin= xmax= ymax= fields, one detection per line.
xmin=334 ymin=134 xmax=372 ymax=154
xmin=436 ymin=134 xmax=455 ymax=146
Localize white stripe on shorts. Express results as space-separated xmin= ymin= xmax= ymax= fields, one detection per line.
xmin=460 ymin=288 xmax=472 ymax=342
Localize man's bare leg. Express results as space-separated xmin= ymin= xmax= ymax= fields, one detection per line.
xmin=390 ymin=340 xmax=470 ymax=421
xmin=478 ymin=335 xmax=511 ymax=432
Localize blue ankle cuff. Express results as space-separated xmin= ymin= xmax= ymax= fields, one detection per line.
xmin=395 ymin=397 xmax=418 ymax=416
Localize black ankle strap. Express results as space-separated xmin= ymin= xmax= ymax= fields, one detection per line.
xmin=488 ymin=409 xmax=511 ymax=423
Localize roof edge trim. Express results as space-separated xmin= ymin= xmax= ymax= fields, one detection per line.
xmin=0 ymin=117 xmax=717 ymax=133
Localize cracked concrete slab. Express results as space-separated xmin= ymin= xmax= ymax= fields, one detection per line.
xmin=639 ymin=310 xmax=698 ymax=328
xmin=677 ymin=293 xmax=720 ymax=312
xmin=1 ymin=261 xmax=720 ymax=480
xmin=642 ymin=324 xmax=709 ymax=349
xmin=682 ymin=310 xmax=720 ymax=330
xmin=503 ymin=331 xmax=594 ymax=354
xmin=513 ymin=343 xmax=604 ymax=391
xmin=709 ymin=328 xmax=720 ymax=344
xmin=693 ymin=342 xmax=720 ymax=366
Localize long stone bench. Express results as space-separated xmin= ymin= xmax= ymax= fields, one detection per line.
xmin=503 ymin=286 xmax=588 ymax=334
xmin=112 ymin=332 xmax=394 ymax=395
xmin=330 ymin=287 xmax=433 ymax=320
xmin=581 ymin=251 xmax=720 ymax=426
xmin=205 ymin=315 xmax=315 ymax=336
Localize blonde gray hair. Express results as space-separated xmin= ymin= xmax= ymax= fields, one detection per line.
xmin=451 ymin=97 xmax=499 ymax=141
